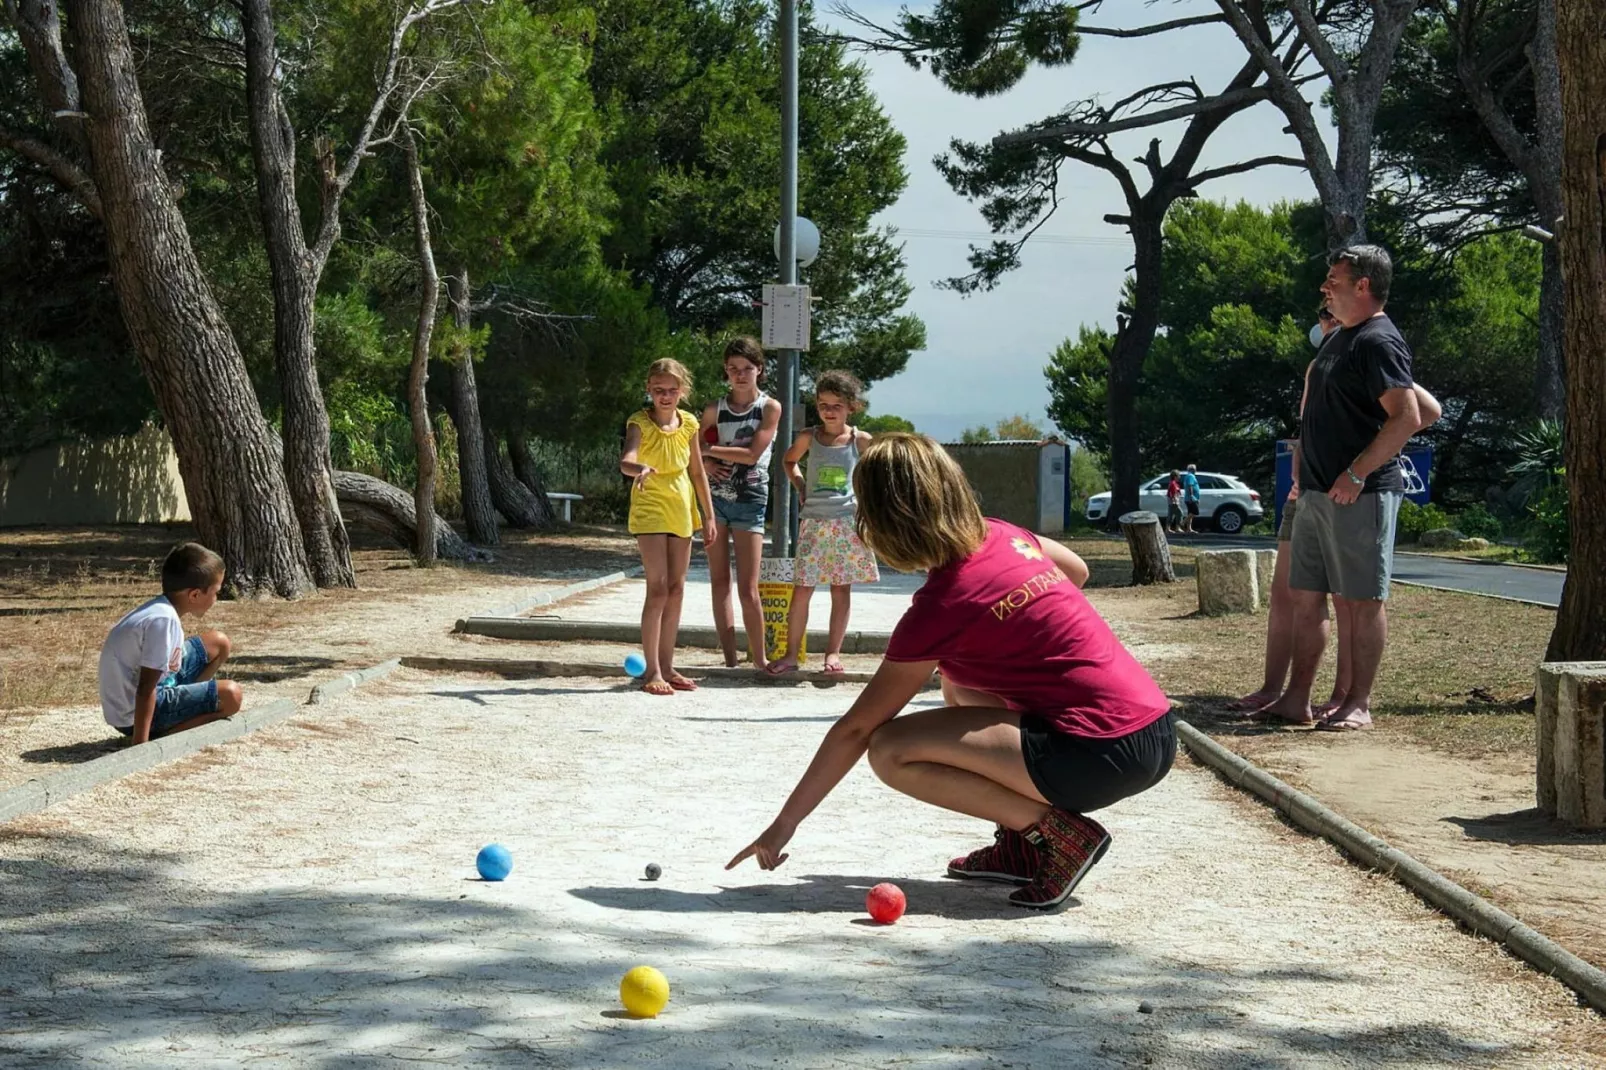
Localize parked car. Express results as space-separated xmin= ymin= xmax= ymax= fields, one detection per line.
xmin=1085 ymin=472 xmax=1264 ymax=534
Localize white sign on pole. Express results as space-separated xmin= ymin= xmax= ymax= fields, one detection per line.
xmin=761 ymin=283 xmax=811 ymax=351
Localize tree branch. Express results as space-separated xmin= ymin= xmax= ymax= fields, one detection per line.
xmin=1075 ymin=14 xmax=1227 ymax=37
xmin=994 ymin=84 xmax=1272 ymax=145
xmin=0 ymin=124 xmax=102 ymax=217
xmin=308 ymin=0 xmax=469 ymax=274
xmin=1188 ymin=154 xmax=1308 ymax=186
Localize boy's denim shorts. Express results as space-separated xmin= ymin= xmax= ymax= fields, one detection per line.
xmin=116 ymin=636 xmax=218 ymax=737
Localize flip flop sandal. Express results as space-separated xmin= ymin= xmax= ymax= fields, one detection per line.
xmin=642 ymin=681 xmax=674 ymax=696
xmin=668 ymin=675 xmax=698 ymax=692
xmin=1316 ymin=712 xmax=1372 ymax=731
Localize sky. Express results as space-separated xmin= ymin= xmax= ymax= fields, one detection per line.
xmin=821 ymin=1 xmax=1335 ymax=443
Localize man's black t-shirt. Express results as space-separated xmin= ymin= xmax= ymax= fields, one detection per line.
xmin=1299 ymin=314 xmax=1414 ymax=494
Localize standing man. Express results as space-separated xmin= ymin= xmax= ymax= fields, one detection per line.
xmin=1254 ymin=245 xmax=1424 ymax=731
xmin=1179 ymin=464 xmax=1201 ymax=533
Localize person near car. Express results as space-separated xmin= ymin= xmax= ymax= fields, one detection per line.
xmin=1165 ymin=471 xmax=1184 ymax=533
xmin=1251 ymin=245 xmax=1428 ymax=732
xmin=1179 ymin=465 xmax=1201 ymax=533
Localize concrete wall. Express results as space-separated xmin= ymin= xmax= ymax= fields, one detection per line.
xmin=0 ymin=424 xmax=191 ymax=526
xmin=943 ymin=442 xmax=1059 ymax=533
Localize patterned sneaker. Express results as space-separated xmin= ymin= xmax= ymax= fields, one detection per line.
xmin=947 ymin=825 xmax=1038 ymax=885
xmin=1008 ymin=810 xmax=1112 ymax=910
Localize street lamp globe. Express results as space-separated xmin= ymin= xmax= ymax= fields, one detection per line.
xmin=774 ymin=216 xmax=821 ymax=267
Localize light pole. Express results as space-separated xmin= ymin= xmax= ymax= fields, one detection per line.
xmin=773 ymin=0 xmax=800 ymax=559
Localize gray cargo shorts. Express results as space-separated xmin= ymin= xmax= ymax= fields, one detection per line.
xmin=1288 ymin=490 xmax=1402 ymax=601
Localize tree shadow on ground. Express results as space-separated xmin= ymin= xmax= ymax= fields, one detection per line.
xmin=1444 ymin=809 xmax=1606 ymax=847
xmin=0 ymin=830 xmax=1554 ymax=1069
xmin=0 ymin=605 xmax=116 ymax=617
xmin=225 ymin=654 xmax=343 ymax=683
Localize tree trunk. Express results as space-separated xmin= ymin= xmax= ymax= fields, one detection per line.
xmin=485 ymin=428 xmax=554 ymax=527
xmin=332 ymin=471 xmax=487 ymax=562
xmin=60 ymin=0 xmax=314 ymax=597
xmin=1532 ymin=0 xmax=1567 ymax=420
xmin=446 ymin=270 xmax=499 ymax=546
xmin=509 ymin=434 xmax=553 ymax=499
xmin=1119 ymin=510 xmax=1175 ymax=585
xmin=1103 ymin=215 xmax=1165 ymax=523
xmin=1545 ymin=0 xmax=1606 ymax=661
xmin=241 ymin=0 xmax=355 ymax=587
xmin=402 ymin=125 xmax=439 ymax=565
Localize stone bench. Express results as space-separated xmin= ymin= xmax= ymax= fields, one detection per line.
xmin=546 ymin=492 xmax=583 ymax=522
xmin=1536 ymin=662 xmax=1606 ymax=829
xmin=1196 ymin=548 xmax=1278 ymax=615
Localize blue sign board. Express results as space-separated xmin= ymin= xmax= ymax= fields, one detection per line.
xmin=1274 ymin=440 xmax=1432 ymax=529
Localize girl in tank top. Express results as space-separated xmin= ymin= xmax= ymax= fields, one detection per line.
xmin=699 ymin=337 xmax=782 ymax=670
xmin=766 ymin=370 xmax=879 ymax=676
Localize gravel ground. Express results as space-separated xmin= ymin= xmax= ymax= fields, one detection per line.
xmin=1 ymin=669 xmax=1600 ymax=1068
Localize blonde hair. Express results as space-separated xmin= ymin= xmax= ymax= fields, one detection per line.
xmin=645 ymin=358 xmax=693 ymax=396
xmin=853 ymin=433 xmax=988 ymax=573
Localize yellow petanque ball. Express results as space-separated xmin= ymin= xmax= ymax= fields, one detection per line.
xmin=619 ymin=965 xmax=670 ymax=1018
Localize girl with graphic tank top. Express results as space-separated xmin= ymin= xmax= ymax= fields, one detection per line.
xmin=766 ymin=370 xmax=880 ymax=677
xmin=730 ymin=434 xmax=1174 ymax=911
xmin=699 ymin=337 xmax=782 ymax=670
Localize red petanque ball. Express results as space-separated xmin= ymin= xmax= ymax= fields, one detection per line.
xmin=866 ymin=882 xmax=906 ymax=924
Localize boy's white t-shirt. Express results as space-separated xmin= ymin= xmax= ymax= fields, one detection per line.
xmin=97 ymin=596 xmax=184 ymax=727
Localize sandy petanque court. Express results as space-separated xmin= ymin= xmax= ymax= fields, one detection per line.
xmin=2 ymin=573 xmax=1603 ymax=1067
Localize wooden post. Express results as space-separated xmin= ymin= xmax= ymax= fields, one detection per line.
xmin=1118 ymin=510 xmax=1175 ymax=585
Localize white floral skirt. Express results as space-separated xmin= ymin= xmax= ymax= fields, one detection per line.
xmin=795 ymin=516 xmax=880 ymax=587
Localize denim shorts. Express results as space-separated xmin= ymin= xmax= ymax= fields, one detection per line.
xmin=115 ymin=636 xmax=218 ymax=737
xmin=712 ymin=497 xmax=767 ymax=534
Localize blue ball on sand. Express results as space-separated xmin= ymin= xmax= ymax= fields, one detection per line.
xmin=624 ymin=652 xmax=647 ymax=678
xmin=477 ymin=843 xmax=513 ymax=881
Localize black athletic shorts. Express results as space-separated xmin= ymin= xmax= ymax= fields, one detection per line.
xmin=1020 ymin=710 xmax=1176 ymax=814
xmin=1185 ymin=500 xmax=1200 ymax=516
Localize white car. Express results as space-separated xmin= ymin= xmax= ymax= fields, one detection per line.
xmin=1085 ymin=472 xmax=1265 ymax=534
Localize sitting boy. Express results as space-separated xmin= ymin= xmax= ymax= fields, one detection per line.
xmin=97 ymin=542 xmax=243 ymax=745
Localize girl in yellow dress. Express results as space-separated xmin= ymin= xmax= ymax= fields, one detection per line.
xmin=620 ymin=358 xmax=717 ymax=696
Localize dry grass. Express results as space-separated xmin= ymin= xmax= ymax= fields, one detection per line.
xmin=0 ymin=523 xmax=638 ymax=719
xmin=1065 ymin=536 xmax=1551 ymax=760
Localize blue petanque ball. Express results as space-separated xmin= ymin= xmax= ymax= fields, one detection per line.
xmin=624 ymin=652 xmax=647 ymax=678
xmin=476 ymin=843 xmax=513 ymax=881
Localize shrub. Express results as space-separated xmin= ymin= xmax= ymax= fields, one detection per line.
xmin=1454 ymin=502 xmax=1503 ymax=541
xmin=1396 ymin=500 xmax=1451 ymax=543
xmin=1524 ymin=478 xmax=1569 ymax=564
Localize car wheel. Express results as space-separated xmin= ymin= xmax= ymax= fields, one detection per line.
xmin=1214 ymin=505 xmax=1247 ymax=534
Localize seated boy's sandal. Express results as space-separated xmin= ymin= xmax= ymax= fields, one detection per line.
xmin=947 ymin=825 xmax=1038 ymax=885
xmin=1009 ymin=810 xmax=1112 ymax=910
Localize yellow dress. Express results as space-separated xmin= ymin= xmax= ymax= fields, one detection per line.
xmin=626 ymin=409 xmax=701 ymax=537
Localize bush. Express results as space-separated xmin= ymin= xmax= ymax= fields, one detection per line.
xmin=1524 ymin=478 xmax=1569 ymax=564
xmin=1396 ymin=500 xmax=1451 ymax=543
xmin=1454 ymin=502 xmax=1503 ymax=541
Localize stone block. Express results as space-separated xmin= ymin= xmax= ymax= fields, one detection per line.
xmin=1254 ymin=549 xmax=1277 ymax=609
xmin=1196 ymin=550 xmax=1260 ymax=616
xmin=1535 ymin=662 xmax=1606 ymax=829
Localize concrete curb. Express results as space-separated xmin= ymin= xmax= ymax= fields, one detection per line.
xmin=1390 ymin=579 xmax=1558 ymax=610
xmin=473 ymin=566 xmax=645 ymax=619
xmin=1176 ymin=719 xmax=1606 ymax=1014
xmin=309 ymin=658 xmax=403 ymax=704
xmin=399 ymin=654 xmax=919 ymax=688
xmin=453 ymin=616 xmax=893 ymax=654
xmin=0 ymin=697 xmax=300 ymax=827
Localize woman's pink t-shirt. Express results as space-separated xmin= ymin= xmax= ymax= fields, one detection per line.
xmin=884 ymin=519 xmax=1171 ymax=739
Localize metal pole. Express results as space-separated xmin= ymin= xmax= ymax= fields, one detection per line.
xmin=772 ymin=0 xmax=799 ymax=559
